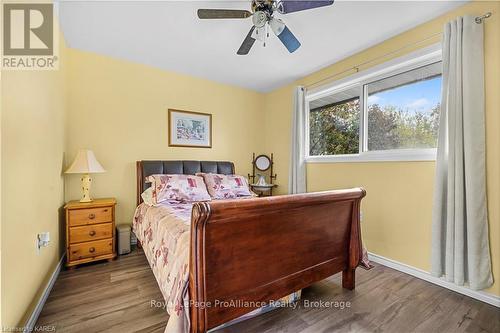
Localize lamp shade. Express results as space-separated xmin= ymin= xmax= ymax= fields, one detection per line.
xmin=65 ymin=149 xmax=106 ymax=174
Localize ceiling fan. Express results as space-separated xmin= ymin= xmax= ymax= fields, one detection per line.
xmin=197 ymin=0 xmax=334 ymax=55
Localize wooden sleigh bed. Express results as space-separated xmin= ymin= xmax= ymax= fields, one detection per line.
xmin=136 ymin=160 xmax=366 ymax=333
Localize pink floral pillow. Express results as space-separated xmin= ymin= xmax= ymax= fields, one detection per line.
xmin=197 ymin=173 xmax=253 ymax=199
xmin=146 ymin=174 xmax=211 ymax=203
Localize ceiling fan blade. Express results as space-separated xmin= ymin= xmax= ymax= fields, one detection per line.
xmin=277 ymin=25 xmax=301 ymax=53
xmin=197 ymin=9 xmax=252 ymax=19
xmin=276 ymin=0 xmax=334 ymax=14
xmin=269 ymin=19 xmax=301 ymax=53
xmin=237 ymin=26 xmax=256 ymax=55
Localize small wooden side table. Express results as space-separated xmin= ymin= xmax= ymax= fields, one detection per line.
xmin=64 ymin=198 xmax=117 ymax=268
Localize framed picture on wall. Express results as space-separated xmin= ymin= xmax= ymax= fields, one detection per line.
xmin=168 ymin=109 xmax=212 ymax=148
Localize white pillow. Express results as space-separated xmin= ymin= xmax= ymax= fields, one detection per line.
xmin=141 ymin=187 xmax=155 ymax=206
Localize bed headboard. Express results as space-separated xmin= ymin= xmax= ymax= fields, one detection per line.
xmin=136 ymin=160 xmax=235 ymax=205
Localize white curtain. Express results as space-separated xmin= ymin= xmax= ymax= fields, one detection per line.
xmin=288 ymin=86 xmax=307 ymax=194
xmin=431 ymin=16 xmax=493 ymax=290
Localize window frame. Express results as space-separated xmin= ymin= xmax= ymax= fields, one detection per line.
xmin=305 ymin=44 xmax=442 ymax=163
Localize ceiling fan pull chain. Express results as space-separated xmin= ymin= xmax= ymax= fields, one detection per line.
xmin=264 ymin=25 xmax=267 ymax=47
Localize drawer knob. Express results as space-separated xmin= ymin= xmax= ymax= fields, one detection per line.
xmin=89 ymin=247 xmax=96 ymax=253
xmin=88 ymin=213 xmax=96 ymax=220
xmin=89 ymin=230 xmax=96 ymax=236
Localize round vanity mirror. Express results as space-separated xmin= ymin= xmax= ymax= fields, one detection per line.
xmin=255 ymin=154 xmax=271 ymax=171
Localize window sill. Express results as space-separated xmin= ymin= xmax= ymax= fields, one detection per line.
xmin=305 ymin=149 xmax=437 ymax=163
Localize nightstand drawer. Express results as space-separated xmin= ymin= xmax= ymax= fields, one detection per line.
xmin=65 ymin=198 xmax=116 ymax=267
xmin=68 ymin=206 xmax=113 ymax=226
xmin=69 ymin=239 xmax=113 ymax=261
xmin=70 ymin=223 xmax=113 ymax=244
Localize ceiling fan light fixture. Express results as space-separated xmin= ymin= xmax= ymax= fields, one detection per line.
xmin=269 ymin=17 xmax=285 ymax=35
xmin=197 ymin=0 xmax=334 ymax=55
xmin=252 ymin=11 xmax=268 ymax=28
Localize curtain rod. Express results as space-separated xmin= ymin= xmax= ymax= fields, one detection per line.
xmin=305 ymin=12 xmax=493 ymax=90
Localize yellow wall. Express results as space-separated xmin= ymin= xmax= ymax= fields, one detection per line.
xmin=263 ymin=1 xmax=500 ymax=296
xmin=1 ymin=1 xmax=499 ymax=328
xmin=1 ymin=34 xmax=68 ymax=327
xmin=65 ymin=49 xmax=265 ymax=225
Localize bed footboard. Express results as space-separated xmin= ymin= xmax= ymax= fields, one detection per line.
xmin=189 ymin=188 xmax=366 ymax=333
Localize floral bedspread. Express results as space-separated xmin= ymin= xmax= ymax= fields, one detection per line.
xmin=133 ymin=201 xmax=306 ymax=332
xmin=133 ymin=201 xmax=193 ymax=333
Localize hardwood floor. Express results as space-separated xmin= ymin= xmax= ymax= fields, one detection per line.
xmin=36 ymin=249 xmax=499 ymax=333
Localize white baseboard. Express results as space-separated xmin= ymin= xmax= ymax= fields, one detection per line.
xmin=24 ymin=254 xmax=66 ymax=332
xmin=368 ymin=252 xmax=500 ymax=308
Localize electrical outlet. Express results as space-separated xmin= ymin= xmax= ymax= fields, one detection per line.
xmin=36 ymin=232 xmax=50 ymax=254
xmin=360 ymin=211 xmax=364 ymax=222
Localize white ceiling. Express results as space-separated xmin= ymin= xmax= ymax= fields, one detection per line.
xmin=57 ymin=0 xmax=466 ymax=92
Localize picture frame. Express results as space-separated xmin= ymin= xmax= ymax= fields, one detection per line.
xmin=168 ymin=109 xmax=212 ymax=148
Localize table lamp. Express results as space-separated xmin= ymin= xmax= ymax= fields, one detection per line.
xmin=65 ymin=149 xmax=106 ymax=202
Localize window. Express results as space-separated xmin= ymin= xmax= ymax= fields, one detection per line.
xmin=309 ymin=86 xmax=360 ymax=156
xmin=366 ymin=62 xmax=441 ymax=151
xmin=306 ymin=48 xmax=442 ymax=162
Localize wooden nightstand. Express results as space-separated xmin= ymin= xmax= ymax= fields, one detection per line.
xmin=64 ymin=198 xmax=117 ymax=268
